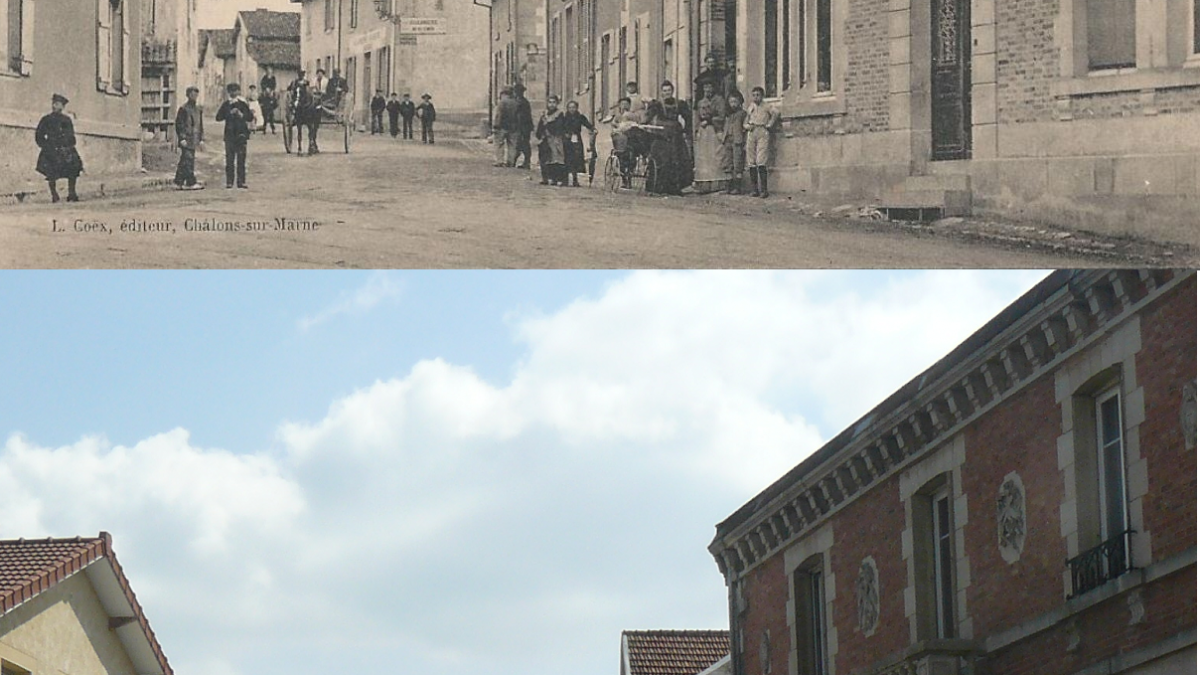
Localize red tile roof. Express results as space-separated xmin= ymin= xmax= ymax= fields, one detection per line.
xmin=246 ymin=40 xmax=301 ymax=68
xmin=238 ymin=9 xmax=301 ymax=40
xmin=624 ymin=630 xmax=731 ymax=675
xmin=0 ymin=533 xmax=173 ymax=675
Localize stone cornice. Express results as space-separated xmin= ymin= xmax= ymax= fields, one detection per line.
xmin=710 ymin=270 xmax=1191 ymax=582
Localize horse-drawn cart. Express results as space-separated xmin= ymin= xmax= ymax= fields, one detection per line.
xmin=283 ymin=85 xmax=353 ymax=155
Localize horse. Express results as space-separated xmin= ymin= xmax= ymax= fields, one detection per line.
xmin=284 ymin=82 xmax=321 ymax=156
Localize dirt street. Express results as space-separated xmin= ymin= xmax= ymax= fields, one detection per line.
xmin=0 ymin=133 xmax=1187 ymax=268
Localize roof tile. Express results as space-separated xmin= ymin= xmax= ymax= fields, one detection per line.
xmin=624 ymin=630 xmax=730 ymax=675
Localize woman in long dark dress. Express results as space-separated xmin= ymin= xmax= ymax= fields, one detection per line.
xmin=692 ymin=80 xmax=731 ymax=194
xmin=562 ymin=100 xmax=596 ymax=187
xmin=646 ymin=81 xmax=692 ymax=195
xmin=535 ymin=95 xmax=568 ymax=186
xmin=35 ymin=94 xmax=85 ymax=203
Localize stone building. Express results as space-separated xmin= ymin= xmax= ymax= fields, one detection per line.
xmin=197 ymin=28 xmax=237 ymax=108
xmin=0 ymin=0 xmax=143 ymax=186
xmin=233 ymin=9 xmax=301 ymax=96
xmin=721 ymin=0 xmax=1200 ymax=228
xmin=489 ymin=0 xmax=547 ymax=114
xmin=140 ymin=0 xmax=200 ymax=140
xmin=291 ymin=0 xmax=488 ymax=125
xmin=709 ymin=270 xmax=1196 ymax=675
xmin=0 ymin=533 xmax=174 ymax=675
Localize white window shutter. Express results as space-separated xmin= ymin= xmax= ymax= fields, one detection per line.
xmin=121 ymin=0 xmax=130 ymax=93
xmin=97 ymin=0 xmax=111 ymax=90
xmin=19 ymin=0 xmax=33 ymax=75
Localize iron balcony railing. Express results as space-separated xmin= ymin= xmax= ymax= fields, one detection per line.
xmin=1066 ymin=529 xmax=1134 ymax=598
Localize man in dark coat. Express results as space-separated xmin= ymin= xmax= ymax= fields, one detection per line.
xmin=386 ymin=92 xmax=402 ymax=138
xmin=370 ymin=89 xmax=387 ymax=135
xmin=35 ymin=93 xmax=84 ymax=203
xmin=513 ymin=83 xmax=534 ymax=169
xmin=259 ymin=86 xmax=278 ymax=134
xmin=215 ymin=82 xmax=253 ymax=189
xmin=492 ymin=87 xmax=518 ymax=167
xmin=326 ymin=69 xmax=349 ymax=109
xmin=399 ymin=93 xmax=416 ymax=139
xmin=174 ymin=86 xmax=205 ymax=189
xmin=417 ymin=93 xmax=436 ymax=144
xmin=260 ymin=67 xmax=277 ymax=95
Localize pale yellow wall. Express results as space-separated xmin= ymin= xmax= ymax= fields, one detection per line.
xmin=0 ymin=572 xmax=138 ymax=675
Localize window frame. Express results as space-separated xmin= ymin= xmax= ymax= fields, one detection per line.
xmin=1094 ymin=386 xmax=1129 ymax=542
xmin=792 ymin=557 xmax=827 ymax=675
xmin=931 ymin=486 xmax=956 ymax=639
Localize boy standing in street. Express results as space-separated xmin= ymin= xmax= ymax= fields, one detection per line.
xmin=417 ymin=93 xmax=436 ymax=144
xmin=744 ymin=86 xmax=779 ymax=197
xmin=399 ymin=93 xmax=417 ymax=139
xmin=722 ymin=91 xmax=747 ymax=194
xmin=386 ymin=93 xmax=402 ymax=138
xmin=174 ymin=85 xmax=205 ymax=190
xmin=370 ymin=89 xmax=387 ymax=134
xmin=215 ymin=82 xmax=253 ymax=189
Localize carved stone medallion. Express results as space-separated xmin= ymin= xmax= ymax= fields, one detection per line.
xmin=855 ymin=556 xmax=880 ymax=637
xmin=997 ymin=472 xmax=1026 ymax=564
xmin=1183 ymin=380 xmax=1196 ymax=451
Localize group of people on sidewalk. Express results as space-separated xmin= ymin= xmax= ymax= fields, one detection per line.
xmin=488 ymin=52 xmax=780 ymax=197
xmin=369 ymin=91 xmax=439 ymax=143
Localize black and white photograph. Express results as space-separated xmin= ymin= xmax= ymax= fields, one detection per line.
xmin=0 ymin=0 xmax=1197 ymax=265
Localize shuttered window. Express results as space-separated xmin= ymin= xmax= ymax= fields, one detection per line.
xmin=764 ymin=0 xmax=777 ymax=96
xmin=1086 ymin=0 xmax=1135 ymax=69
xmin=97 ymin=0 xmax=128 ymax=93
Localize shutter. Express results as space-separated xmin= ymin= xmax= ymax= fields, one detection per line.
xmin=121 ymin=0 xmax=130 ymax=93
xmin=18 ymin=0 xmax=33 ymax=75
xmin=97 ymin=0 xmax=111 ymax=90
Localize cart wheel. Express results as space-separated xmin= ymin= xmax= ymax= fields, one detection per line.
xmin=604 ymin=155 xmax=621 ymax=192
xmin=639 ymin=156 xmax=657 ymax=194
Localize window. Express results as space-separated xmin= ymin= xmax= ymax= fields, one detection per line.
xmin=911 ymin=474 xmax=957 ymax=640
xmin=931 ymin=488 xmax=956 ymax=639
xmin=1191 ymin=0 xmax=1200 ymax=57
xmin=633 ymin=19 xmax=640 ymax=87
xmin=551 ymin=15 xmax=559 ymax=94
xmin=97 ymin=0 xmax=129 ymax=93
xmin=1066 ymin=371 xmax=1134 ymax=597
xmin=792 ymin=557 xmax=827 ymax=675
xmin=816 ymin=0 xmax=831 ymax=91
xmin=764 ymin=0 xmax=777 ymax=96
xmin=619 ymin=26 xmax=627 ymax=91
xmin=1086 ymin=0 xmax=1135 ymax=70
xmin=350 ymin=0 xmax=358 ymax=29
xmin=565 ymin=6 xmax=574 ymax=93
xmin=664 ymin=37 xmax=674 ymax=84
xmin=2 ymin=0 xmax=34 ymax=75
xmin=324 ymin=0 xmax=333 ymax=31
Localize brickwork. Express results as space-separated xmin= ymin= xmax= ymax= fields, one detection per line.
xmin=1069 ymin=92 xmax=1143 ymax=120
xmin=1135 ymin=275 xmax=1197 ymax=562
xmin=831 ymin=482 xmax=908 ymax=673
xmin=1153 ymin=87 xmax=1200 ymax=116
xmin=740 ymin=554 xmax=789 ymax=675
xmin=717 ymin=274 xmax=1196 ymax=675
xmin=962 ymin=375 xmax=1067 ymax=639
xmin=980 ymin=569 xmax=1196 ymax=675
xmin=995 ymin=0 xmax=1057 ymax=124
xmin=842 ymin=0 xmax=890 ymax=132
xmin=781 ymin=116 xmax=840 ymax=137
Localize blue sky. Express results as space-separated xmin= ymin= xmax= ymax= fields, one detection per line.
xmin=0 ymin=270 xmax=1049 ymax=675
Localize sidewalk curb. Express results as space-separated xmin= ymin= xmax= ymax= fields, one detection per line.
xmin=1 ymin=173 xmax=177 ymax=206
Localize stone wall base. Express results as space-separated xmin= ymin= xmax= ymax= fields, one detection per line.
xmin=0 ymin=125 xmax=141 ymax=190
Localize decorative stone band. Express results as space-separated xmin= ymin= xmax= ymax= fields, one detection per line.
xmin=0 ymin=106 xmax=143 ymax=140
xmin=857 ymin=639 xmax=980 ymax=675
xmin=710 ymin=270 xmax=1190 ymax=582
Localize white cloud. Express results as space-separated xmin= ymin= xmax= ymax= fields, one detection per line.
xmin=297 ymin=271 xmax=404 ymax=332
xmin=0 ymin=271 xmax=1046 ymax=675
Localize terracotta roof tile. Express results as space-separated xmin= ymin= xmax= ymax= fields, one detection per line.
xmin=625 ymin=630 xmax=731 ymax=675
xmin=238 ymin=9 xmax=301 ymax=40
xmin=246 ymin=40 xmax=301 ymax=68
xmin=0 ymin=533 xmax=173 ymax=675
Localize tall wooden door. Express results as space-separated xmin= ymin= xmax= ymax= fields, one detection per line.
xmin=930 ymin=0 xmax=971 ymax=160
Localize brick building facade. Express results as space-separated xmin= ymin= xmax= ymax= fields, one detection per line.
xmin=709 ymin=270 xmax=1196 ymax=675
xmin=726 ymin=0 xmax=1200 ymax=229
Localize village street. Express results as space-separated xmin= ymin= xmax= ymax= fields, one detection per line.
xmin=0 ymin=133 xmax=1190 ymax=268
